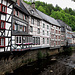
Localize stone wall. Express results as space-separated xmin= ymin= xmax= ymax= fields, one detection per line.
xmin=0 ymin=48 xmax=60 ymax=75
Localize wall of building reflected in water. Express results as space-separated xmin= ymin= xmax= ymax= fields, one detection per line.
xmin=8 ymin=59 xmax=74 ymax=75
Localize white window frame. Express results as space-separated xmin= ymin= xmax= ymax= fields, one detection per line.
xmin=1 ymin=21 xmax=4 ymax=28
xmin=19 ymin=25 xmax=23 ymax=31
xmin=37 ymin=28 xmax=40 ymax=34
xmin=2 ymin=5 xmax=6 ymax=12
xmin=47 ymin=38 xmax=49 ymax=44
xmin=24 ymin=26 xmax=26 ymax=32
xmin=16 ymin=36 xmax=22 ymax=44
xmin=30 ymin=26 xmax=33 ymax=32
xmin=1 ymin=38 xmax=4 ymax=46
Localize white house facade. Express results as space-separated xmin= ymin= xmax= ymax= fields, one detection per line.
xmin=0 ymin=0 xmax=16 ymax=52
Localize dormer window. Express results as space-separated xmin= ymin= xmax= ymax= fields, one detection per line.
xmin=31 ymin=9 xmax=34 ymax=14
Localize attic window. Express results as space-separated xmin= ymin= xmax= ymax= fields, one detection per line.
xmin=31 ymin=10 xmax=34 ymax=14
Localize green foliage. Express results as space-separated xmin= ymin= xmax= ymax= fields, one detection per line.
xmin=38 ymin=6 xmax=46 ymax=14
xmin=23 ymin=0 xmax=75 ymax=31
xmin=37 ymin=51 xmax=43 ymax=59
xmin=23 ymin=0 xmax=31 ymax=5
xmin=50 ymin=10 xmax=75 ymax=31
xmin=64 ymin=47 xmax=72 ymax=56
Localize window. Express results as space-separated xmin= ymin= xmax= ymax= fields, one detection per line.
xmin=43 ymin=30 xmax=45 ymax=35
xmin=16 ymin=36 xmax=22 ymax=44
xmin=56 ymin=30 xmax=57 ymax=33
xmin=37 ymin=28 xmax=40 ymax=34
xmin=0 ymin=4 xmax=1 ymax=11
xmin=23 ymin=36 xmax=27 ymax=43
xmin=47 ymin=38 xmax=49 ymax=44
xmin=0 ymin=4 xmax=7 ymax=13
xmin=36 ymin=37 xmax=40 ymax=45
xmin=15 ymin=10 xmax=18 ymax=16
xmin=2 ymin=6 xmax=6 ymax=12
xmin=19 ymin=12 xmax=23 ymax=19
xmin=0 ymin=21 xmax=5 ymax=29
xmin=30 ymin=26 xmax=33 ymax=32
xmin=19 ymin=25 xmax=23 ymax=31
xmin=43 ymin=38 xmax=45 ymax=44
xmin=0 ymin=38 xmax=4 ymax=46
xmin=56 ymin=41 xmax=57 ymax=45
xmin=25 ymin=15 xmax=26 ymax=20
xmin=38 ymin=37 xmax=40 ymax=45
xmin=23 ymin=26 xmax=26 ymax=32
xmin=33 ymin=37 xmax=40 ymax=45
xmin=14 ymin=24 xmax=18 ymax=31
xmin=37 ymin=20 xmax=40 ymax=26
xmin=43 ymin=23 xmax=45 ymax=28
xmin=47 ymin=31 xmax=49 ymax=36
xmin=1 ymin=21 xmax=4 ymax=28
xmin=47 ymin=25 xmax=49 ymax=29
xmin=31 ymin=17 xmax=34 ymax=24
xmin=33 ymin=37 xmax=35 ymax=44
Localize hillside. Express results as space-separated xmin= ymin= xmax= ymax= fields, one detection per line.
xmin=23 ymin=0 xmax=75 ymax=31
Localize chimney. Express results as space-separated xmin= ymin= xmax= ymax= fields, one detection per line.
xmin=31 ymin=2 xmax=35 ymax=9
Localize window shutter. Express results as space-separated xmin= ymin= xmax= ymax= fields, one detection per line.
xmin=13 ymin=24 xmax=15 ymax=30
xmin=0 ymin=38 xmax=1 ymax=46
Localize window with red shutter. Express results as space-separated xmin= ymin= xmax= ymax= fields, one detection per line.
xmin=0 ymin=38 xmax=5 ymax=47
xmin=0 ymin=20 xmax=5 ymax=29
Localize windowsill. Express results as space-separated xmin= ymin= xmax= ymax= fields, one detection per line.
xmin=0 ymin=46 xmax=5 ymax=47
xmin=0 ymin=28 xmax=6 ymax=30
xmin=23 ymin=43 xmax=33 ymax=45
xmin=0 ymin=11 xmax=7 ymax=14
xmin=16 ymin=43 xmax=22 ymax=45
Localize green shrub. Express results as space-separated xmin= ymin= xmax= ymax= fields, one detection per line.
xmin=64 ymin=47 xmax=72 ymax=56
xmin=37 ymin=51 xmax=43 ymax=60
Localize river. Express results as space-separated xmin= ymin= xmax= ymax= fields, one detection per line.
xmin=7 ymin=51 xmax=75 ymax=75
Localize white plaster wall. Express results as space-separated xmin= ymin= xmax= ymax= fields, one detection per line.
xmin=2 ymin=0 xmax=7 ymax=5
xmin=5 ymin=30 xmax=11 ymax=37
xmin=7 ymin=8 xmax=12 ymax=14
xmin=0 ymin=0 xmax=1 ymax=3
xmin=1 ymin=15 xmax=5 ymax=20
xmin=6 ymin=15 xmax=12 ymax=22
xmin=6 ymin=23 xmax=11 ymax=30
xmin=5 ymin=38 xmax=8 ymax=46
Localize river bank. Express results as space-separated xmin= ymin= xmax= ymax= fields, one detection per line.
xmin=6 ymin=51 xmax=75 ymax=75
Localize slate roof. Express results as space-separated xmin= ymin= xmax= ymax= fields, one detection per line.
xmin=57 ymin=19 xmax=72 ymax=31
xmin=36 ymin=9 xmax=60 ymax=27
xmin=21 ymin=0 xmax=42 ymax=19
xmin=21 ymin=0 xmax=60 ymax=26
xmin=13 ymin=0 xmax=29 ymax=15
xmin=72 ymin=32 xmax=75 ymax=38
xmin=57 ymin=20 xmax=66 ymax=27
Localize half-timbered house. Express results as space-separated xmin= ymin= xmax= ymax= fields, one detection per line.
xmin=11 ymin=0 xmax=33 ymax=51
xmin=0 ymin=0 xmax=16 ymax=52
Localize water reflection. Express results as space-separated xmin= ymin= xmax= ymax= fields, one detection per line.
xmin=8 ymin=58 xmax=74 ymax=75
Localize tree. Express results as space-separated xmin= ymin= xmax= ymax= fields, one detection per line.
xmin=38 ymin=6 xmax=46 ymax=13
xmin=72 ymin=0 xmax=75 ymax=2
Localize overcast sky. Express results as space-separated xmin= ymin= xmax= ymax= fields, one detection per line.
xmin=35 ymin=0 xmax=75 ymax=10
